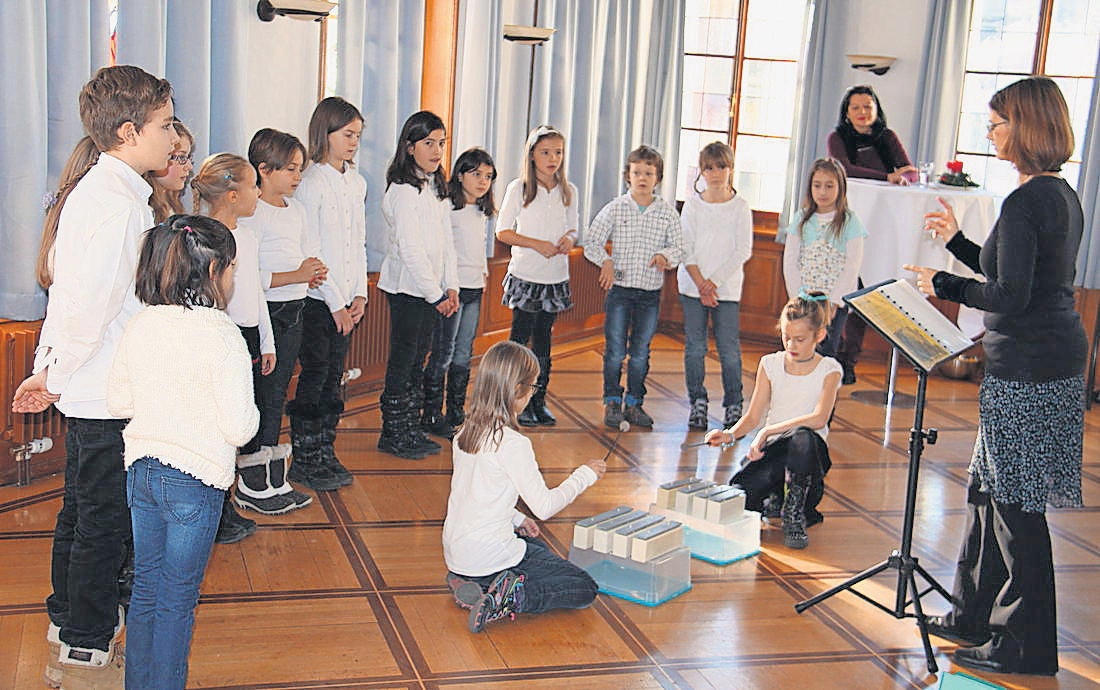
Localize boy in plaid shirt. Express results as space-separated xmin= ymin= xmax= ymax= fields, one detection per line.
xmin=585 ymin=145 xmax=683 ymax=428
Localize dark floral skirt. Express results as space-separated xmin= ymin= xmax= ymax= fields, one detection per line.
xmin=501 ymin=274 xmax=573 ymax=314
xmin=969 ymin=373 xmax=1084 ymax=513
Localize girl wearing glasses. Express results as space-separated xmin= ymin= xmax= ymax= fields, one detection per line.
xmin=146 ymin=120 xmax=194 ymax=222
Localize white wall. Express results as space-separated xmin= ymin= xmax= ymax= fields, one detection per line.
xmin=819 ymin=0 xmax=933 ymax=158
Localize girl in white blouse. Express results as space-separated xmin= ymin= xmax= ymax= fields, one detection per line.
xmin=376 ymin=111 xmax=459 ymax=459
xmin=289 ymin=97 xmax=368 ymax=491
xmin=192 ymin=153 xmax=267 ymax=545
xmin=496 ymin=125 xmax=579 ymax=427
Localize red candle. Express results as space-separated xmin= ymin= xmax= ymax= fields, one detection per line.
xmin=946 ymin=160 xmax=963 ymax=173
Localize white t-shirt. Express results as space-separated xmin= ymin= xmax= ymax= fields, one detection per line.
xmin=760 ymin=351 xmax=843 ymax=441
xmin=226 ymin=223 xmax=275 ymax=355
xmin=241 ymin=197 xmax=316 ymax=303
xmin=443 ymin=426 xmax=597 ymax=577
xmin=451 ymin=204 xmax=491 ymax=289
xmin=496 ymin=179 xmax=578 ymax=285
xmin=676 ymin=193 xmax=754 ymax=301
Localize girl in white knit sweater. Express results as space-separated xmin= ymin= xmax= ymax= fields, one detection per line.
xmin=107 ymin=214 xmax=258 ymax=690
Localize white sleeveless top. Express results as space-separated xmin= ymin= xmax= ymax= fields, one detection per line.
xmin=760 ymin=351 xmax=842 ymax=440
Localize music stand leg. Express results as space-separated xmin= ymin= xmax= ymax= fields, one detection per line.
xmin=851 ymin=348 xmax=916 ymax=408
xmin=796 ymin=369 xmax=949 ymax=675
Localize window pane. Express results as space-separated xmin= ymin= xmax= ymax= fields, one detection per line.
xmin=966 ymin=0 xmax=1042 ymax=73
xmin=684 ymin=17 xmax=711 ymax=54
xmin=706 ymin=17 xmax=739 ymax=55
xmin=734 ymin=135 xmax=790 ymax=212
xmin=1051 ymin=76 xmax=1093 ymax=161
xmin=743 ymin=0 xmax=808 ymax=60
xmin=958 ymin=73 xmax=999 ymax=153
xmin=1062 ymin=161 xmax=1082 ymax=190
xmin=681 ymin=56 xmax=733 ymax=129
xmin=677 ymin=129 xmax=705 ymax=199
xmin=738 ymin=59 xmax=799 ymax=136
xmin=1046 ymin=0 xmax=1100 ymax=76
xmin=956 ymin=153 xmax=1018 ymax=196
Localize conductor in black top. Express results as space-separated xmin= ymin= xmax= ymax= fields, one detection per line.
xmin=905 ymin=77 xmax=1086 ymax=677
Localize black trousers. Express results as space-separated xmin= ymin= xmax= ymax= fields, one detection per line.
xmin=945 ymin=481 xmax=1058 ymax=671
xmin=296 ymin=297 xmax=351 ymax=410
xmin=238 ymin=325 xmax=263 ymax=454
xmin=382 ymin=292 xmax=437 ymax=411
xmin=509 ymin=308 xmax=557 ymax=361
xmin=729 ymin=426 xmax=831 ymax=518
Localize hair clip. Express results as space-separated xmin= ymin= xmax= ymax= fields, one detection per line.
xmin=223 ymin=171 xmax=234 ymax=181
xmin=797 ymin=288 xmax=827 ymax=302
xmin=182 ymin=225 xmax=194 ymax=233
xmin=41 ymin=191 xmax=60 ymax=211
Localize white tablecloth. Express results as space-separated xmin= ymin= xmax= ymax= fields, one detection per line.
xmin=846 ymin=179 xmax=1003 ymax=337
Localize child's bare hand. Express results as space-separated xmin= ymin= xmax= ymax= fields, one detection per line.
xmin=332 ymin=308 xmax=354 ymax=335
xmin=585 ymin=458 xmax=607 ymax=478
xmin=598 ymin=261 xmax=615 ymax=290
xmin=260 ymin=353 xmax=276 ymax=375
xmin=348 ymin=297 xmax=367 ymax=324
xmin=555 ymin=233 xmax=576 ymax=254
xmin=12 ymin=370 xmax=59 ymax=413
xmin=534 ymin=239 xmax=559 ymax=258
xmin=700 ymin=292 xmax=719 ymax=308
xmin=299 ymin=257 xmax=326 ymax=284
xmin=649 ymin=253 xmax=669 ymax=271
xmin=516 ymin=517 xmax=541 ymax=538
xmin=704 ymin=429 xmax=732 ymax=446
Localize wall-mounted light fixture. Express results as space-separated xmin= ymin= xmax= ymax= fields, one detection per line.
xmin=504 ymin=24 xmax=555 ymax=46
xmin=846 ymin=54 xmax=896 ymax=76
xmin=257 ymin=0 xmax=335 ymax=23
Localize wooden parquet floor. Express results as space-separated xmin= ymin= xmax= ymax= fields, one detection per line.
xmin=2 ymin=334 xmax=1099 ymax=689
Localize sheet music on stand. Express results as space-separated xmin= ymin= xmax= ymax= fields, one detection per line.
xmin=844 ymin=279 xmax=976 ymax=373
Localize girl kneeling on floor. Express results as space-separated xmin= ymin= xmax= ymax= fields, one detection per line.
xmin=705 ymin=292 xmax=842 ymax=549
xmin=442 ymin=341 xmax=606 ymax=633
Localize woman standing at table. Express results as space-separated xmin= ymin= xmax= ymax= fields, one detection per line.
xmin=906 ymin=77 xmax=1084 ymax=677
xmin=827 ymin=84 xmax=918 ymax=384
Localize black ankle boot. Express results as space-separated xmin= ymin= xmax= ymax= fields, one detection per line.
xmin=517 ymin=399 xmax=540 ymax=427
xmin=532 ymin=357 xmax=556 ymax=425
xmin=781 ymin=473 xmax=812 ymax=549
xmin=445 ymin=365 xmax=470 ymax=427
xmin=216 ymin=491 xmax=256 ymax=544
xmin=287 ymin=400 xmax=344 ymax=491
xmin=377 ymin=394 xmax=430 ymax=460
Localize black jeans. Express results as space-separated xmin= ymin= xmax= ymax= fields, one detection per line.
xmin=509 ymin=308 xmax=558 ymax=361
xmin=48 ymin=418 xmax=130 ymax=650
xmin=239 ymin=325 xmax=263 ymax=454
xmin=818 ymin=305 xmax=848 ymax=359
xmin=296 ymin=297 xmax=351 ymax=409
xmin=256 ymin=299 xmax=305 ymax=446
xmin=383 ymin=292 xmax=437 ymax=404
xmin=730 ymin=426 xmax=831 ymax=518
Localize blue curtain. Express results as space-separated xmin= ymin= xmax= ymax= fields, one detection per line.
xmin=781 ymin=0 xmax=829 ymax=237
xmin=452 ymin=0 xmax=685 ymax=239
xmin=912 ymin=0 xmax=972 ymax=169
xmin=1076 ymin=50 xmax=1100 ymax=290
xmin=335 ymin=0 xmax=425 ymax=271
xmin=0 ymin=1 xmax=111 ymax=320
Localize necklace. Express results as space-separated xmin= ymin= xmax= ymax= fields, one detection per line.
xmin=793 ymin=354 xmax=816 ymax=363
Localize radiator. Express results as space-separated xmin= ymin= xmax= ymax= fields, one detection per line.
xmin=1 ymin=320 xmax=66 ymax=485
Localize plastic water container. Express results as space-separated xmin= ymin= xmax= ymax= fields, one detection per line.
xmin=569 ymin=544 xmax=692 ymax=606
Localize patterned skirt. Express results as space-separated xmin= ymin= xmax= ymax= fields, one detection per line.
xmin=501 ymin=274 xmax=573 ymax=314
xmin=969 ymin=373 xmax=1084 ymax=513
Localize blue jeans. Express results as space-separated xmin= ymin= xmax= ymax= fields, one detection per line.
xmin=465 ymin=537 xmax=597 ymax=613
xmin=680 ymin=295 xmax=744 ymax=409
xmin=451 ymin=288 xmax=483 ymax=370
xmin=47 ymin=418 xmax=129 ymax=650
xmin=126 ymin=457 xmax=222 ymax=690
xmin=602 ymin=286 xmax=661 ymax=404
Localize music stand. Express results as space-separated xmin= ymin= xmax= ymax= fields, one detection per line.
xmin=794 ymin=280 xmax=978 ymax=674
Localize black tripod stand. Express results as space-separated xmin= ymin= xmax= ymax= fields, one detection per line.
xmin=794 ymin=368 xmax=952 ymax=674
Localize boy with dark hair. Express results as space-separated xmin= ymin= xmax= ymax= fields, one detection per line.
xmin=584 ymin=145 xmax=683 ymax=429
xmin=13 ymin=64 xmax=177 ymax=688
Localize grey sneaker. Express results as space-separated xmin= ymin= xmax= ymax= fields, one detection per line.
xmin=723 ymin=405 xmax=742 ymax=428
xmin=468 ymin=570 xmax=526 ymax=633
xmin=624 ymin=404 xmax=654 ymax=428
xmin=687 ymin=399 xmax=708 ymax=430
xmin=446 ymin=572 xmax=484 ymax=610
xmin=603 ymin=400 xmax=624 ymax=428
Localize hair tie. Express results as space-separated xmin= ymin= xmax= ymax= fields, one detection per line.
xmin=797 ymin=288 xmax=827 ymax=302
xmin=223 ymin=170 xmax=234 ymax=181
xmin=183 ymin=225 xmax=194 ymax=233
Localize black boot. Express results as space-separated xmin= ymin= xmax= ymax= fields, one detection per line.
xmin=781 ymin=473 xmax=813 ymax=549
xmin=287 ymin=400 xmax=344 ymax=491
xmin=445 ymin=365 xmax=470 ymax=428
xmin=378 ymin=394 xmax=430 ymax=459
xmin=517 ymin=399 xmax=540 ymax=426
xmin=421 ymin=371 xmax=456 ymax=439
xmin=235 ymin=447 xmax=299 ymax=515
xmin=407 ymin=393 xmax=442 ymax=453
xmin=319 ymin=400 xmax=353 ymax=486
xmin=215 ymin=490 xmax=257 ymax=544
xmin=532 ymin=356 xmax=556 ymax=425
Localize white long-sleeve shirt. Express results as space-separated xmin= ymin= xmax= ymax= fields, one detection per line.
xmin=241 ymin=197 xmax=319 ymax=302
xmin=495 ymin=179 xmax=578 ymax=284
xmin=377 ymin=181 xmax=459 ymax=303
xmin=452 ymin=204 xmax=491 ymax=289
xmin=296 ymin=161 xmax=369 ymax=312
xmin=676 ymin=193 xmax=754 ymax=301
xmin=107 ymin=305 xmax=259 ymax=489
xmin=34 ymin=153 xmax=153 ymax=419
xmin=226 ymin=223 xmax=275 ymax=355
xmin=442 ymin=426 xmax=598 ymax=577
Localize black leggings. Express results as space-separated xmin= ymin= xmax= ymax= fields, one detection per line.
xmin=730 ymin=426 xmax=831 ymax=516
xmin=509 ymin=309 xmax=557 ymax=359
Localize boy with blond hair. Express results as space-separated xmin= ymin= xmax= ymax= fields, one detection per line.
xmin=13 ymin=64 xmax=178 ymax=688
